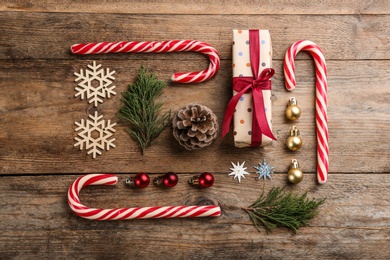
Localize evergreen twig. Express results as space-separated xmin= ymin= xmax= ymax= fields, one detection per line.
xmin=118 ymin=67 xmax=172 ymax=154
xmin=243 ymin=187 xmax=326 ymax=234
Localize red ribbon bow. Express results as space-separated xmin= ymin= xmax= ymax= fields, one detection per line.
xmin=222 ymin=30 xmax=276 ymax=146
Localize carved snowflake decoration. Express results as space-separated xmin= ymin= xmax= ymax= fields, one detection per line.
xmin=228 ymin=161 xmax=250 ymax=183
xmin=74 ymin=111 xmax=116 ymax=158
xmin=254 ymin=159 xmax=275 ymax=180
xmin=74 ymin=61 xmax=116 ymax=107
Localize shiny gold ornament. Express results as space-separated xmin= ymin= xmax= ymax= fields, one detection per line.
xmin=288 ymin=159 xmax=303 ymax=184
xmin=285 ymin=97 xmax=301 ymax=120
xmin=286 ymin=126 xmax=302 ymax=151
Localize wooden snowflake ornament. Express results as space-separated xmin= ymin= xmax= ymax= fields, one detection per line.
xmin=74 ymin=61 xmax=116 ymax=106
xmin=74 ymin=111 xmax=116 ymax=158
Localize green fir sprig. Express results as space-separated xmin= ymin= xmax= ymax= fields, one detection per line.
xmin=243 ymin=187 xmax=326 ymax=234
xmin=119 ymin=67 xmax=172 ymax=154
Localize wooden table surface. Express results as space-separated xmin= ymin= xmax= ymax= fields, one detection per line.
xmin=1 ymin=1 xmax=389 ymax=259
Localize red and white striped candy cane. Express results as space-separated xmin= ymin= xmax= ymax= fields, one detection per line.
xmin=68 ymin=174 xmax=221 ymax=220
xmin=71 ymin=40 xmax=220 ymax=83
xmin=284 ymin=40 xmax=329 ymax=184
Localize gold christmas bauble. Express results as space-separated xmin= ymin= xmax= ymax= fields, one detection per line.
xmin=285 ymin=105 xmax=301 ymax=120
xmin=287 ymin=136 xmax=302 ymax=151
xmin=288 ymin=168 xmax=303 ymax=184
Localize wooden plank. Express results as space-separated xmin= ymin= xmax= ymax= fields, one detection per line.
xmin=1 ymin=0 xmax=390 ymax=15
xmin=1 ymin=12 xmax=390 ymax=60
xmin=0 ymin=173 xmax=389 ymax=259
xmin=0 ymin=2 xmax=389 ymax=260
xmin=0 ymin=59 xmax=389 ymax=174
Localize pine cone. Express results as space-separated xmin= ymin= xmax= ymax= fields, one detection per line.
xmin=172 ymin=103 xmax=219 ymax=150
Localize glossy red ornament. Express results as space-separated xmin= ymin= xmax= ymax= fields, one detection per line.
xmin=198 ymin=172 xmax=214 ymax=187
xmin=189 ymin=172 xmax=214 ymax=188
xmin=126 ymin=172 xmax=150 ymax=188
xmin=154 ymin=172 xmax=178 ymax=188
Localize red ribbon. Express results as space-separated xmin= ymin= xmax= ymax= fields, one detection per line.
xmin=222 ymin=30 xmax=276 ymax=146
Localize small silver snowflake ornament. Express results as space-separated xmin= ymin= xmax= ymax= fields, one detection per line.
xmin=228 ymin=161 xmax=250 ymax=183
xmin=74 ymin=61 xmax=116 ymax=106
xmin=74 ymin=111 xmax=116 ymax=158
xmin=254 ymin=159 xmax=275 ymax=180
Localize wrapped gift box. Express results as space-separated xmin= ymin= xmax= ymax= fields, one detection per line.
xmin=222 ymin=29 xmax=276 ymax=148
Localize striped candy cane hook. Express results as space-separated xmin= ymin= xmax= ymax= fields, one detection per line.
xmin=70 ymin=40 xmax=220 ymax=84
xmin=284 ymin=40 xmax=329 ymax=184
xmin=68 ymin=174 xmax=221 ymax=220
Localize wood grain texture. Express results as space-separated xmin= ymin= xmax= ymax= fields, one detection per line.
xmin=2 ymin=0 xmax=390 ymax=15
xmin=0 ymin=174 xmax=389 ymax=259
xmin=1 ymin=0 xmax=389 ymax=258
xmin=1 ymin=12 xmax=390 ymax=60
xmin=0 ymin=59 xmax=389 ymax=174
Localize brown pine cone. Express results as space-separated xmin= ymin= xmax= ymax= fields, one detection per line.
xmin=172 ymin=103 xmax=219 ymax=150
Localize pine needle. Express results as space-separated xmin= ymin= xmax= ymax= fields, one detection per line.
xmin=118 ymin=66 xmax=172 ymax=154
xmin=243 ymin=187 xmax=326 ymax=234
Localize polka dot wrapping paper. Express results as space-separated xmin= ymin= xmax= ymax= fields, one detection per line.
xmin=225 ymin=29 xmax=275 ymax=148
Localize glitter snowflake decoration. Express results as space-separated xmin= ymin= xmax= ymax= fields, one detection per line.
xmin=74 ymin=111 xmax=116 ymax=158
xmin=254 ymin=159 xmax=275 ymax=180
xmin=228 ymin=161 xmax=250 ymax=183
xmin=74 ymin=61 xmax=116 ymax=107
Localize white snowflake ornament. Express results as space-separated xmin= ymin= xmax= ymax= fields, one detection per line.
xmin=74 ymin=111 xmax=116 ymax=158
xmin=254 ymin=159 xmax=275 ymax=180
xmin=228 ymin=161 xmax=250 ymax=183
xmin=74 ymin=61 xmax=116 ymax=106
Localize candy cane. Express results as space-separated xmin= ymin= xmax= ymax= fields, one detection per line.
xmin=68 ymin=174 xmax=221 ymax=220
xmin=70 ymin=40 xmax=220 ymax=83
xmin=284 ymin=40 xmax=329 ymax=184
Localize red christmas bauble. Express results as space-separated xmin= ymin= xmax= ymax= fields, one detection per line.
xmin=134 ymin=172 xmax=150 ymax=188
xmin=198 ymin=172 xmax=214 ymax=188
xmin=162 ymin=172 xmax=178 ymax=188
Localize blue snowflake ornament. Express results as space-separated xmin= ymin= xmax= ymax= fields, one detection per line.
xmin=254 ymin=159 xmax=275 ymax=180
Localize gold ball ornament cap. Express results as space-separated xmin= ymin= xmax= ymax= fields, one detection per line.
xmin=288 ymin=159 xmax=303 ymax=184
xmin=286 ymin=126 xmax=302 ymax=151
xmin=285 ymin=97 xmax=301 ymax=121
